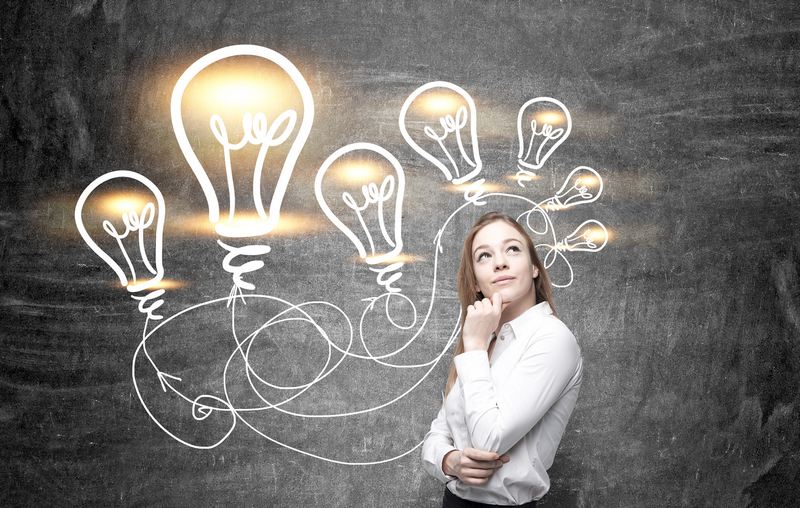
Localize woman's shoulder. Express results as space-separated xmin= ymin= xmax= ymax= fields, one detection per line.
xmin=519 ymin=305 xmax=579 ymax=351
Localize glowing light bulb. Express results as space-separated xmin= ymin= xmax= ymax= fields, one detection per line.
xmin=538 ymin=219 xmax=608 ymax=288
xmin=399 ymin=81 xmax=482 ymax=186
xmin=315 ymin=143 xmax=405 ymax=293
xmin=170 ymin=45 xmax=314 ymax=291
xmin=539 ymin=166 xmax=604 ymax=211
xmin=516 ymin=97 xmax=572 ymax=185
xmin=74 ymin=170 xmax=167 ymax=319
xmin=556 ymin=220 xmax=608 ymax=252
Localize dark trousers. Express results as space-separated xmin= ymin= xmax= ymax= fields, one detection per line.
xmin=442 ymin=487 xmax=537 ymax=508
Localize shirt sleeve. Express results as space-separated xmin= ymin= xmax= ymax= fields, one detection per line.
xmin=422 ymin=402 xmax=458 ymax=483
xmin=454 ymin=323 xmax=581 ymax=455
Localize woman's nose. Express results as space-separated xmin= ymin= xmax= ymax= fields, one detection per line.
xmin=494 ymin=256 xmax=508 ymax=270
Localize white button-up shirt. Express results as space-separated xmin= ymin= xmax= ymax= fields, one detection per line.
xmin=422 ymin=302 xmax=583 ymax=505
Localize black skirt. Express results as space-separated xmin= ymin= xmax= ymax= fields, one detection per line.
xmin=442 ymin=487 xmax=537 ymax=508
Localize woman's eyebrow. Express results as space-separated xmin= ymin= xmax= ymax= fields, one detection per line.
xmin=472 ymin=238 xmax=522 ymax=255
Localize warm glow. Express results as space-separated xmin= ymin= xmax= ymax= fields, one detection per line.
xmin=147 ymin=279 xmax=187 ymax=290
xmin=174 ymin=212 xmax=321 ymax=237
xmin=535 ymin=111 xmax=566 ymax=125
xmin=333 ymin=162 xmax=384 ymax=183
xmin=97 ymin=193 xmax=153 ymax=215
xmin=417 ymin=93 xmax=463 ymax=114
xmin=212 ymin=81 xmax=265 ymax=109
xmin=112 ymin=278 xmax=186 ymax=290
xmin=578 ymin=175 xmax=600 ymax=187
xmin=354 ymin=253 xmax=426 ymax=264
xmin=222 ymin=212 xmax=270 ymax=230
xmin=183 ymin=62 xmax=300 ymax=121
xmin=584 ymin=228 xmax=607 ymax=242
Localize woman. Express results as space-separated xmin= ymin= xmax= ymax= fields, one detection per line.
xmin=422 ymin=212 xmax=583 ymax=507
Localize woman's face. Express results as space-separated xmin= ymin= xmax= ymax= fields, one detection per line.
xmin=471 ymin=220 xmax=538 ymax=309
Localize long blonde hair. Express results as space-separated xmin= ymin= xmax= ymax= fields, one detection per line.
xmin=444 ymin=212 xmax=556 ymax=397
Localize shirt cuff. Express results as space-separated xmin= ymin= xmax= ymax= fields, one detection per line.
xmin=436 ymin=447 xmax=459 ymax=483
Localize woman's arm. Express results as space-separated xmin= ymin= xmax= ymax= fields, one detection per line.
xmin=422 ymin=403 xmax=509 ymax=484
xmin=454 ymin=324 xmax=582 ymax=455
xmin=442 ymin=448 xmax=509 ymax=485
xmin=422 ymin=403 xmax=459 ymax=483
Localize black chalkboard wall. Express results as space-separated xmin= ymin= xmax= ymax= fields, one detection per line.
xmin=2 ymin=1 xmax=799 ymax=506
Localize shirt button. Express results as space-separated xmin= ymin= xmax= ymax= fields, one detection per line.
xmin=499 ymin=334 xmax=505 ymax=341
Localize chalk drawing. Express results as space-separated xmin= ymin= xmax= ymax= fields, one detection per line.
xmin=74 ymin=170 xmax=167 ymax=320
xmin=538 ymin=166 xmax=604 ymax=211
xmin=315 ymin=142 xmax=406 ymax=293
xmin=74 ymin=45 xmax=609 ymax=465
xmin=516 ymin=97 xmax=572 ymax=185
xmin=171 ymin=44 xmax=314 ymax=290
xmin=399 ymin=81 xmax=486 ymax=205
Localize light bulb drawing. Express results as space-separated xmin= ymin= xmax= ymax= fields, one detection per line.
xmin=315 ymin=142 xmax=405 ymax=293
xmin=170 ymin=44 xmax=314 ymax=292
xmin=539 ymin=166 xmax=604 ymax=212
xmin=516 ymin=97 xmax=572 ymax=186
xmin=399 ymin=81 xmax=486 ymax=204
xmin=538 ymin=219 xmax=608 ymax=288
xmin=74 ymin=170 xmax=167 ymax=320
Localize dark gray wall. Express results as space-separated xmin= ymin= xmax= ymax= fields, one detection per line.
xmin=2 ymin=1 xmax=799 ymax=506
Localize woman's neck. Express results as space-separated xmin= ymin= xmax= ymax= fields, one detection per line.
xmin=495 ymin=291 xmax=537 ymax=333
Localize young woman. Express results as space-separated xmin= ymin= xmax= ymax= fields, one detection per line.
xmin=422 ymin=212 xmax=583 ymax=507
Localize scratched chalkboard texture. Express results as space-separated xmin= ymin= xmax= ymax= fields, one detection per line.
xmin=1 ymin=0 xmax=799 ymax=507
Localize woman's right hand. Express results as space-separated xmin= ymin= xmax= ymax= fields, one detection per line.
xmin=442 ymin=447 xmax=509 ymax=485
xmin=462 ymin=292 xmax=504 ymax=352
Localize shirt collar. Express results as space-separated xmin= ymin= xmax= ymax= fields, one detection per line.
xmin=503 ymin=301 xmax=553 ymax=341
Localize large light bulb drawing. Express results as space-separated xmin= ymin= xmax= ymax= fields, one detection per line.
xmin=74 ymin=170 xmax=167 ymax=319
xmin=399 ymin=81 xmax=485 ymax=204
xmin=516 ymin=97 xmax=572 ymax=186
xmin=171 ymin=44 xmax=314 ymax=291
xmin=315 ymin=142 xmax=405 ymax=293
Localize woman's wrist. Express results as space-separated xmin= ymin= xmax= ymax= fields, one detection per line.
xmin=442 ymin=449 xmax=459 ymax=477
xmin=462 ymin=334 xmax=488 ymax=352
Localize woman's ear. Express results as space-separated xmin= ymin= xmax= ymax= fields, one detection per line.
xmin=475 ymin=284 xmax=481 ymax=293
xmin=532 ymin=265 xmax=539 ymax=279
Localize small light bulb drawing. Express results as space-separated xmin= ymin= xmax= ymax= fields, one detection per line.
xmin=539 ymin=166 xmax=603 ymax=212
xmin=170 ymin=44 xmax=314 ymax=291
xmin=74 ymin=170 xmax=168 ymax=319
xmin=539 ymin=220 xmax=608 ymax=288
xmin=516 ymin=97 xmax=572 ymax=186
xmin=557 ymin=220 xmax=608 ymax=252
xmin=399 ymin=81 xmax=483 ymax=192
xmin=315 ymin=142 xmax=405 ymax=293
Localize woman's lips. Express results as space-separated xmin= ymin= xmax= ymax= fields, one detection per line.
xmin=492 ymin=276 xmax=515 ymax=285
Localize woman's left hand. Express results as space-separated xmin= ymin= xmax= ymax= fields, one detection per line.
xmin=462 ymin=292 xmax=503 ymax=352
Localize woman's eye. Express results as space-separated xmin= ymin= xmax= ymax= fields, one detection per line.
xmin=477 ymin=252 xmax=489 ymax=261
xmin=508 ymin=245 xmax=520 ymax=253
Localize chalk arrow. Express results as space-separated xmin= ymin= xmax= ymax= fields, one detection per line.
xmin=157 ymin=371 xmax=183 ymax=393
xmin=361 ymin=296 xmax=379 ymax=312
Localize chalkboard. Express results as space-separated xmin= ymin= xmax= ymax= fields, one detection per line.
xmin=2 ymin=1 xmax=799 ymax=507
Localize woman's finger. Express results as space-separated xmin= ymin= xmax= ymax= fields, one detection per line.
xmin=462 ymin=447 xmax=499 ymax=461
xmin=491 ymin=292 xmax=503 ymax=312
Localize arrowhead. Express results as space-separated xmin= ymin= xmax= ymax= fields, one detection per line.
xmin=157 ymin=371 xmax=182 ymax=392
xmin=361 ymin=297 xmax=378 ymax=312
